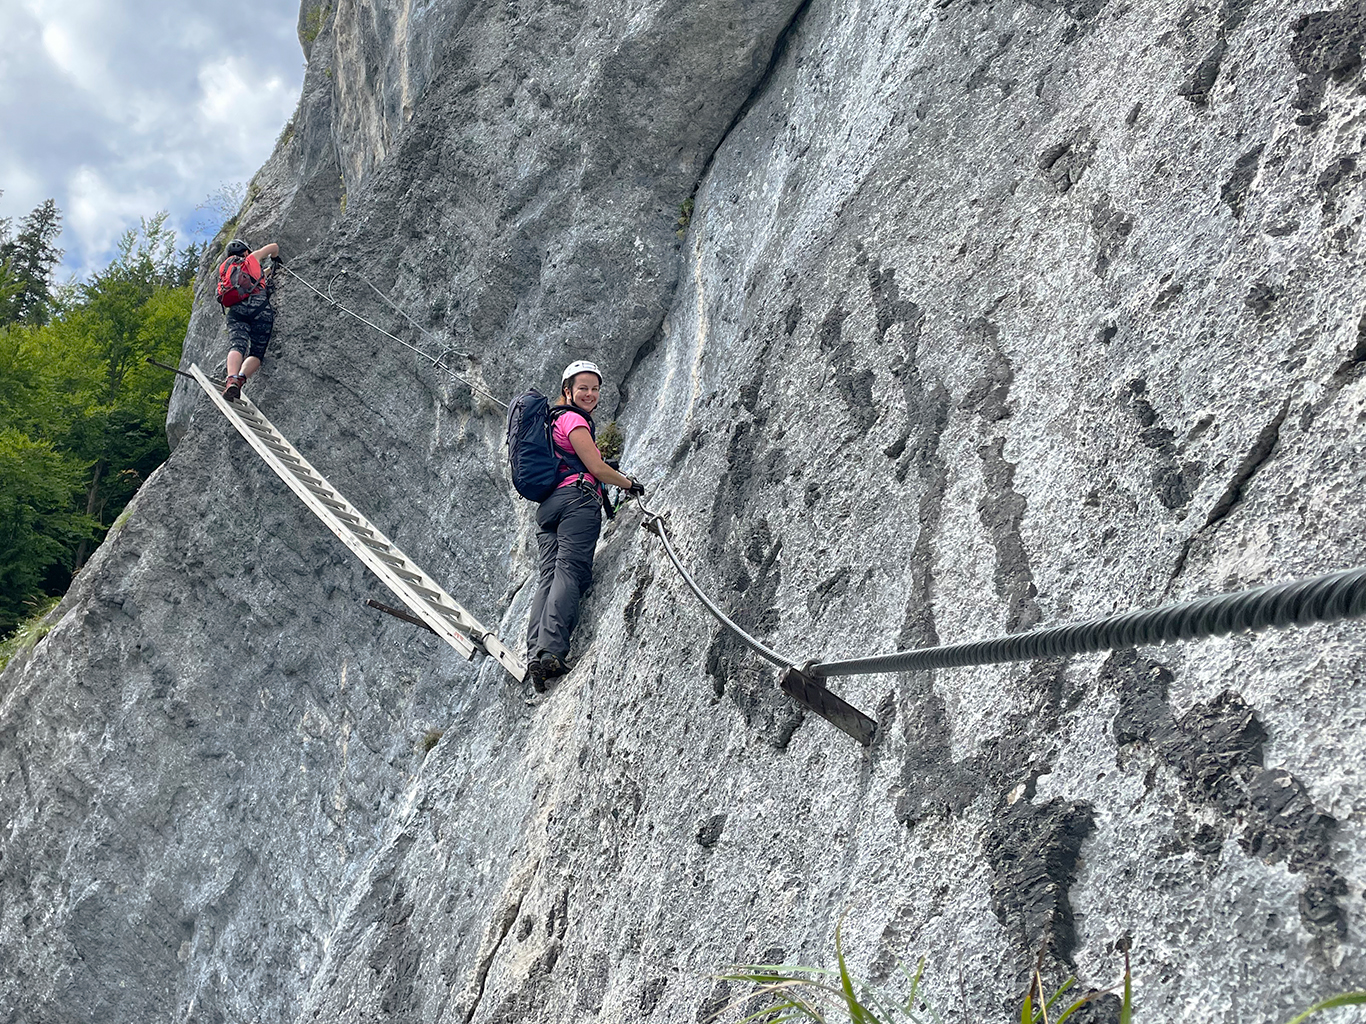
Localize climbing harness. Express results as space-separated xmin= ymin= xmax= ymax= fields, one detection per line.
xmin=184 ymin=364 xmax=525 ymax=682
xmin=278 ymin=265 xmax=507 ymax=409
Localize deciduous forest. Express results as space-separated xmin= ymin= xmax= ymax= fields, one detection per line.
xmin=0 ymin=195 xmax=199 ymax=638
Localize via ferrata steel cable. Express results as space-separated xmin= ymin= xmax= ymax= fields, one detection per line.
xmin=279 ymin=265 xmax=507 ymax=409
xmin=809 ymin=564 xmax=1366 ymax=678
xmin=267 ymin=261 xmax=1366 ymax=698
xmin=635 ymin=497 xmax=798 ymax=670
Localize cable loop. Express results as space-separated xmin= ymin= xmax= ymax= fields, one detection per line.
xmin=634 ymin=497 xmax=796 ymax=671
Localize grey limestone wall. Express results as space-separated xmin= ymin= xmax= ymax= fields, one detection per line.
xmin=3 ymin=0 xmax=1366 ymax=1021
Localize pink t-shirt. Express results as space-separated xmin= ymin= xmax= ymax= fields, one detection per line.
xmin=552 ymin=410 xmax=598 ymax=490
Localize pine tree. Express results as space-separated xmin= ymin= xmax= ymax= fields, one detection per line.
xmin=0 ymin=198 xmax=64 ymax=327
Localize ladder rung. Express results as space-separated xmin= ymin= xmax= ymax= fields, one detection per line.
xmin=427 ymin=601 xmax=470 ymax=623
xmin=358 ymin=535 xmax=392 ymax=552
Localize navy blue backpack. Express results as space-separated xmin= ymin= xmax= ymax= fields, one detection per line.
xmin=506 ymin=390 xmax=594 ymax=501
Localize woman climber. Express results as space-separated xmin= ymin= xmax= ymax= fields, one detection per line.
xmin=525 ymin=360 xmax=645 ymax=691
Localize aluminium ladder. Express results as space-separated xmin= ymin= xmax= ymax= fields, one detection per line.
xmin=189 ymin=364 xmax=525 ymax=682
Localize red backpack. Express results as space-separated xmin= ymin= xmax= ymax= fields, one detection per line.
xmin=216 ymin=254 xmax=265 ymax=307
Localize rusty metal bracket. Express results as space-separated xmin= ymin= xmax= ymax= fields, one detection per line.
xmin=779 ymin=665 xmax=878 ymax=747
xmin=366 ymin=598 xmax=436 ymax=635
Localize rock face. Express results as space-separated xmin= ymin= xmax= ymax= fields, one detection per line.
xmin=4 ymin=0 xmax=1366 ymax=1020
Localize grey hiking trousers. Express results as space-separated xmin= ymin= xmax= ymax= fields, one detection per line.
xmin=526 ymin=482 xmax=603 ymax=660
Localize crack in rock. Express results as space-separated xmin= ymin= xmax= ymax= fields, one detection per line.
xmin=1201 ymin=397 xmax=1290 ymax=530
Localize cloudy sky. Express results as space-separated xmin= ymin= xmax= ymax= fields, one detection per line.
xmin=0 ymin=0 xmax=305 ymax=280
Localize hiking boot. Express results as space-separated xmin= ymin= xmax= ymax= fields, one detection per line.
xmin=222 ymin=374 xmax=246 ymax=401
xmin=527 ymin=658 xmax=547 ymax=694
xmin=539 ymin=652 xmax=571 ymax=680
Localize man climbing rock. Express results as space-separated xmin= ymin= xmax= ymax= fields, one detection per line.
xmin=525 ymin=360 xmax=645 ymax=692
xmin=215 ymin=238 xmax=280 ymax=401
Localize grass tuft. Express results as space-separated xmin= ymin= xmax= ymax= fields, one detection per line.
xmin=676 ymin=196 xmax=695 ymax=238
xmin=597 ymin=420 xmax=624 ymax=463
xmin=0 ymin=596 xmax=62 ymax=673
xmin=419 ymin=729 xmax=444 ymax=755
xmin=1283 ymin=992 xmax=1366 ymax=1024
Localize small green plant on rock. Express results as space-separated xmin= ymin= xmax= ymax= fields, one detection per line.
xmin=302 ymin=4 xmax=331 ymax=45
xmin=596 ymin=420 xmax=624 ymax=463
xmin=419 ymin=729 xmax=444 ymax=755
xmin=676 ymin=196 xmax=695 ymax=238
xmin=0 ymin=596 xmax=62 ymax=672
xmin=717 ymin=929 xmax=1366 ymax=1024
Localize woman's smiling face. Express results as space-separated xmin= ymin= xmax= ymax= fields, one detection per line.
xmin=566 ymin=373 xmax=601 ymax=412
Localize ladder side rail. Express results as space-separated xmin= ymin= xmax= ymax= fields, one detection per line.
xmin=189 ymin=365 xmax=481 ymax=661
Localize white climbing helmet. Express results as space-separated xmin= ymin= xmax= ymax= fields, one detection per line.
xmin=560 ymin=360 xmax=602 ymax=388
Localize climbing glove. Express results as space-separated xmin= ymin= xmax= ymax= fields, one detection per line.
xmin=627 ymin=479 xmax=646 ymax=498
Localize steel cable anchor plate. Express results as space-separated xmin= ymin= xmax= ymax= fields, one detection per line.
xmin=639 ymin=503 xmax=877 ymax=746
xmin=779 ymin=663 xmax=878 ymax=747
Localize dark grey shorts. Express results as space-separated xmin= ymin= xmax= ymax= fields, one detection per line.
xmin=226 ymin=296 xmax=275 ymax=362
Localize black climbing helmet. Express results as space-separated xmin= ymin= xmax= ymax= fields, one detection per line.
xmin=224 ymin=239 xmax=250 ymax=259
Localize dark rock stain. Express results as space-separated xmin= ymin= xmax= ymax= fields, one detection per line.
xmin=1220 ymin=145 xmax=1265 ymax=218
xmin=959 ymin=318 xmax=1040 ymax=632
xmin=622 ymin=564 xmax=655 ymax=637
xmin=1244 ymin=281 xmax=1280 ymax=315
xmin=1037 ymin=128 xmax=1095 ymax=195
xmin=866 ymin=263 xmax=921 ymax=345
xmin=807 ymin=566 xmax=851 ymax=620
xmin=640 ymin=977 xmax=668 ymax=1015
xmin=1091 ymin=193 xmax=1134 ymax=278
xmin=1150 ymin=281 xmax=1185 ymax=313
xmin=696 ymin=813 xmax=727 ymax=848
xmin=1179 ymin=39 xmax=1228 ymax=106
xmin=1105 ymin=651 xmax=1346 ymax=942
xmin=817 ymin=298 xmax=879 ymax=436
xmin=367 ymin=884 xmax=423 ymax=1017
xmin=965 ymin=32 xmax=1016 ymax=92
xmin=985 ymin=798 xmax=1095 ymax=968
xmin=979 ymin=439 xmax=1043 ymax=633
xmin=1178 ymin=0 xmax=1258 ymax=106
xmin=696 ymin=980 xmax=731 ymax=1023
xmin=1289 ymin=0 xmax=1366 ymax=123
xmin=1121 ymin=380 xmax=1204 ymax=511
xmin=702 ymin=332 xmax=802 ymax=745
xmin=1316 ymin=155 xmax=1359 ymax=214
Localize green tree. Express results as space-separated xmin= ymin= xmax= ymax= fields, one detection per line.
xmin=0 ymin=208 xmax=195 ymax=616
xmin=41 ymin=217 xmax=191 ymax=567
xmin=0 ymin=428 xmax=94 ymax=635
xmin=0 ymin=198 xmax=64 ymax=327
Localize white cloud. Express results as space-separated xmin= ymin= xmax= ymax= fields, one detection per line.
xmin=0 ymin=0 xmax=304 ymax=279
xmin=197 ymin=56 xmax=298 ymax=162
xmin=65 ymin=165 xmax=163 ymax=267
